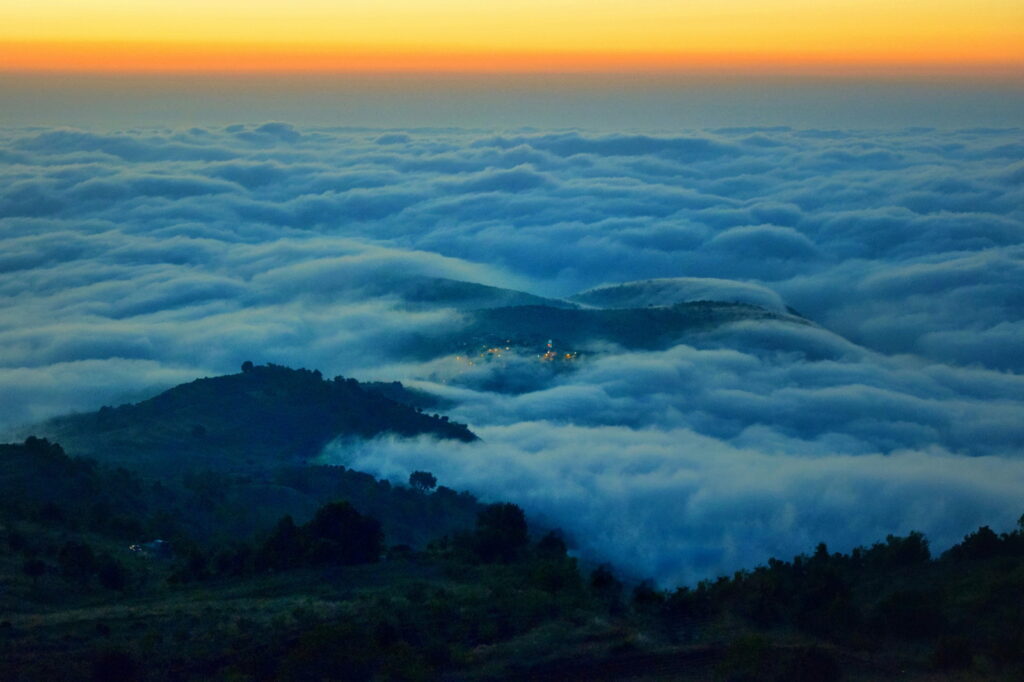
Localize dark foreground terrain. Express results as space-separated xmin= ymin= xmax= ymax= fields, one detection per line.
xmin=2 ymin=365 xmax=1022 ymax=680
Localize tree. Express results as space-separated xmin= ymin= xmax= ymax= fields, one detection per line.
xmin=304 ymin=502 xmax=383 ymax=566
xmin=536 ymin=530 xmax=568 ymax=557
xmin=590 ymin=563 xmax=622 ymax=597
xmin=946 ymin=526 xmax=1001 ymax=561
xmin=473 ymin=503 xmax=528 ymax=563
xmin=241 ymin=360 xmax=255 ymax=373
xmin=409 ymin=471 xmax=438 ymax=492
xmin=96 ymin=554 xmax=128 ymax=591
xmin=865 ymin=532 xmax=930 ymax=568
xmin=58 ymin=541 xmax=96 ymax=583
xmin=23 ymin=558 xmax=45 ymax=586
xmin=92 ymin=649 xmax=140 ymax=682
xmin=257 ymin=515 xmax=303 ymax=571
xmin=632 ymin=580 xmax=665 ymax=610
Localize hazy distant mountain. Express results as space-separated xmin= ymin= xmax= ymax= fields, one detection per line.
xmin=396 ymin=276 xmax=578 ymax=310
xmin=571 ymin=277 xmax=789 ymax=313
xmin=30 ymin=363 xmax=475 ymax=476
xmin=453 ymin=300 xmax=808 ymax=357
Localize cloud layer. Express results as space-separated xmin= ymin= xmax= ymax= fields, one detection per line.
xmin=2 ymin=123 xmax=1022 ymax=583
xmin=338 ymin=427 xmax=1024 ymax=585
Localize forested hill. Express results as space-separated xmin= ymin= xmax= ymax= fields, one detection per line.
xmin=32 ymin=363 xmax=476 ymax=475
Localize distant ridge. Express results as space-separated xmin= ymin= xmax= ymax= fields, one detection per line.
xmin=571 ymin=277 xmax=788 ymax=313
xmin=398 ymin=276 xmax=578 ymax=310
xmin=456 ymin=300 xmax=808 ymax=355
xmin=32 ymin=363 xmax=476 ymax=475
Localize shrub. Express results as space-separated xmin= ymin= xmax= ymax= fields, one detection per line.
xmin=932 ymin=636 xmax=973 ymax=671
xmin=91 ymin=649 xmax=140 ymax=682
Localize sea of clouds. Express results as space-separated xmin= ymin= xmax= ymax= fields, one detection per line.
xmin=1 ymin=123 xmax=1022 ymax=584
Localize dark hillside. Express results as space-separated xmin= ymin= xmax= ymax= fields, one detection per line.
xmin=0 ymin=437 xmax=158 ymax=539
xmin=461 ymin=300 xmax=807 ymax=352
xmin=33 ymin=363 xmax=475 ymax=475
xmin=398 ymin=276 xmax=579 ymax=310
xmin=0 ymin=437 xmax=482 ymax=549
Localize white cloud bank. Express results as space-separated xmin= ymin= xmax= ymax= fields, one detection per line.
xmin=2 ymin=123 xmax=1023 ymax=583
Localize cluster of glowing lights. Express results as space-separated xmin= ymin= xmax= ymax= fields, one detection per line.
xmin=451 ymin=339 xmax=579 ymax=368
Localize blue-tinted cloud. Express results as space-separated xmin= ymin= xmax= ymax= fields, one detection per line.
xmin=2 ymin=123 xmax=1022 ymax=585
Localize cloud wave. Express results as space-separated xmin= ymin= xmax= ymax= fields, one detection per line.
xmin=2 ymin=123 xmax=1022 ymax=584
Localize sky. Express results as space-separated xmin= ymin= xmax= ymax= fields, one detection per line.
xmin=2 ymin=0 xmax=1022 ymax=74
xmin=2 ymin=0 xmax=1022 ymax=130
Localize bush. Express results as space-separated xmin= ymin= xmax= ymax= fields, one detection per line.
xmin=258 ymin=502 xmax=384 ymax=570
xmin=716 ymin=634 xmax=769 ymax=681
xmin=91 ymin=648 xmax=140 ymax=682
xmin=932 ymin=636 xmax=973 ymax=671
xmin=96 ymin=554 xmax=128 ymax=591
xmin=58 ymin=541 xmax=96 ymax=582
xmin=776 ymin=645 xmax=841 ymax=682
xmin=22 ymin=558 xmax=46 ymax=585
xmin=872 ymin=589 xmax=945 ymax=638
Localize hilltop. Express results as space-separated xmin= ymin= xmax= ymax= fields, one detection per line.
xmin=31 ymin=363 xmax=475 ymax=476
xmin=570 ymin=277 xmax=790 ymax=313
xmin=458 ymin=299 xmax=806 ymax=355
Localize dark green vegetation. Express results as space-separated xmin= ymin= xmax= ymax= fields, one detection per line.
xmin=32 ymin=363 xmax=475 ymax=475
xmin=2 ymin=366 xmax=1022 ymax=680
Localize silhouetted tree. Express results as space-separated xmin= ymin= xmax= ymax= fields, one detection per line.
xmin=241 ymin=360 xmax=255 ymax=373
xmin=865 ymin=532 xmax=930 ymax=568
xmin=214 ymin=544 xmax=253 ymax=577
xmin=473 ymin=503 xmax=528 ymax=563
xmin=22 ymin=558 xmax=45 ymax=586
xmin=409 ymin=471 xmax=438 ymax=492
xmin=96 ymin=554 xmax=128 ymax=591
xmin=932 ymin=636 xmax=973 ymax=671
xmin=536 ymin=530 xmax=568 ymax=557
xmin=631 ymin=580 xmax=664 ymax=610
xmin=304 ymin=501 xmax=383 ymax=566
xmin=590 ymin=563 xmax=623 ymax=602
xmin=257 ymin=515 xmax=303 ymax=571
xmin=946 ymin=525 xmax=1002 ymax=561
xmin=91 ymin=649 xmax=140 ymax=682
xmin=58 ymin=541 xmax=96 ymax=583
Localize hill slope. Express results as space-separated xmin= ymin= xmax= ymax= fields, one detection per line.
xmin=456 ymin=300 xmax=808 ymax=354
xmin=570 ymin=277 xmax=789 ymax=313
xmin=396 ymin=276 xmax=578 ymax=311
xmin=32 ymin=363 xmax=476 ymax=476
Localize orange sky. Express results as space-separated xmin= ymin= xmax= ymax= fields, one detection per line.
xmin=2 ymin=0 xmax=1022 ymax=74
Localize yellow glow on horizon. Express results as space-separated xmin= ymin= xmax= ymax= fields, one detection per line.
xmin=2 ymin=0 xmax=1022 ymax=73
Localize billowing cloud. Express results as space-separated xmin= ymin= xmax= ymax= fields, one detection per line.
xmin=333 ymin=426 xmax=1024 ymax=586
xmin=1 ymin=123 xmax=1022 ymax=584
